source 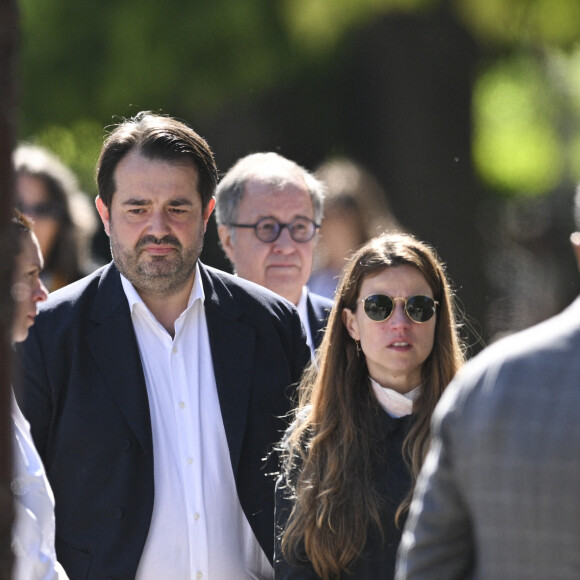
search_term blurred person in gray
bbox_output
[216,152,333,355]
[14,143,99,291]
[395,186,580,579]
[309,158,402,299]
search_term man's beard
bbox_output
[110,229,204,296]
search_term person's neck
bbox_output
[139,283,193,338]
[370,372,421,395]
[286,286,305,307]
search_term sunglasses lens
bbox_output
[363,295,394,321]
[406,296,436,323]
[18,202,61,219]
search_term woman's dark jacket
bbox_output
[274,411,414,580]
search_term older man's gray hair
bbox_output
[215,152,325,230]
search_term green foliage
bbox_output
[18,0,309,190]
[473,49,580,196]
[18,0,312,133]
[473,57,563,195]
[280,0,436,54]
[455,0,580,48]
[33,120,104,196]
[16,0,580,199]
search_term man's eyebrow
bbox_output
[119,197,194,207]
[168,198,194,206]
[121,198,150,206]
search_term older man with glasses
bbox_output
[216,152,333,356]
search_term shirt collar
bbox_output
[296,286,315,355]
[120,262,205,315]
[296,286,309,319]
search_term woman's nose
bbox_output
[34,279,49,303]
[388,303,410,326]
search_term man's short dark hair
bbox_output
[96,111,218,210]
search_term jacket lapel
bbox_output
[307,292,330,350]
[200,264,255,475]
[86,263,153,464]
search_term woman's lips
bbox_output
[389,340,412,351]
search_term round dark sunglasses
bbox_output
[17,201,63,220]
[226,216,320,243]
[360,294,438,324]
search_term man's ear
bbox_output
[202,197,216,232]
[217,224,236,264]
[95,196,111,237]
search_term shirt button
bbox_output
[172,346,178,354]
[187,457,193,465]
[196,572,203,579]
[193,512,200,521]
[179,401,185,409]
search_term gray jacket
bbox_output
[396,297,580,580]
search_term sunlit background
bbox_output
[16,0,580,350]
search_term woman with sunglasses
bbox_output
[274,232,465,580]
[14,143,99,291]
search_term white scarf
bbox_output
[370,377,421,418]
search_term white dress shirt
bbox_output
[296,287,314,357]
[122,264,272,580]
[11,393,68,580]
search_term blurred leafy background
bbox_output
[16,0,580,347]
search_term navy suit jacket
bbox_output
[305,291,333,351]
[15,261,310,580]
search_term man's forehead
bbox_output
[111,152,200,201]
[114,150,199,181]
[240,179,313,216]
[246,163,305,187]
[243,173,309,199]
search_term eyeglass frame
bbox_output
[359,294,439,324]
[226,216,320,243]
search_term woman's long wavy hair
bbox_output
[279,232,465,579]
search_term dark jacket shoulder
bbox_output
[200,263,303,319]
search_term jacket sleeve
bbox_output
[14,325,53,462]
[395,395,475,580]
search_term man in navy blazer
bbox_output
[215,152,333,356]
[15,112,310,580]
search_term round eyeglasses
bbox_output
[227,216,320,243]
[361,294,438,324]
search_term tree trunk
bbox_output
[0,0,19,576]
[344,10,486,352]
